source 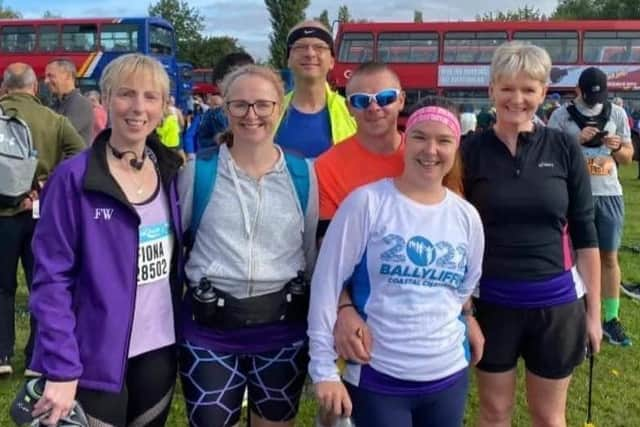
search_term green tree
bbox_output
[42,10,61,18]
[180,36,245,68]
[265,0,310,69]
[316,9,331,30]
[148,0,205,61]
[414,10,423,23]
[552,0,640,19]
[0,1,20,18]
[477,5,544,21]
[337,5,351,23]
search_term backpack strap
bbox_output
[190,147,219,240]
[283,151,309,215]
[567,101,612,130]
[188,148,309,243]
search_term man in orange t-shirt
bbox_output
[315,62,405,233]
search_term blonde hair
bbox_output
[218,65,285,146]
[490,41,551,84]
[99,53,170,107]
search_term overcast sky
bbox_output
[14,0,560,60]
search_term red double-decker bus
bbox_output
[192,68,218,96]
[331,20,640,112]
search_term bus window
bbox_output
[38,25,59,52]
[62,24,97,52]
[100,23,139,52]
[584,31,640,63]
[442,89,490,111]
[1,26,36,52]
[337,33,373,63]
[513,31,578,63]
[378,32,438,63]
[149,25,173,55]
[444,31,507,63]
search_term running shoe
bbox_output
[621,282,640,301]
[603,318,632,346]
[0,356,12,375]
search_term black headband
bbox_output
[286,26,334,59]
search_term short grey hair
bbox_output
[612,96,624,107]
[48,58,77,78]
[2,64,37,90]
[490,41,551,85]
[85,89,101,101]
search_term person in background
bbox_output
[85,90,107,140]
[460,103,477,139]
[198,52,255,148]
[206,93,224,109]
[28,53,183,426]
[548,67,636,341]
[168,95,185,130]
[476,105,495,132]
[0,63,85,378]
[45,58,94,145]
[467,42,601,427]
[275,20,356,158]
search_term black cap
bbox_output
[578,67,608,105]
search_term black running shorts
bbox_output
[474,298,587,379]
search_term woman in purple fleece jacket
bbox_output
[28,54,183,426]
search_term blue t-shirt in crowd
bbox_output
[275,106,332,158]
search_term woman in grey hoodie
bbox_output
[177,64,318,427]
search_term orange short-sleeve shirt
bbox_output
[315,134,405,220]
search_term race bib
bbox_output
[137,222,173,285]
[586,156,614,176]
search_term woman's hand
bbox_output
[315,381,352,418]
[32,379,78,426]
[466,315,485,365]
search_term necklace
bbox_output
[128,163,147,196]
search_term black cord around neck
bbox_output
[107,142,146,170]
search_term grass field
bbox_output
[1,165,639,426]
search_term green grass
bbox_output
[2,165,640,426]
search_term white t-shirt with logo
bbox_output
[308,179,484,384]
[548,101,631,196]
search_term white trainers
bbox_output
[0,357,13,375]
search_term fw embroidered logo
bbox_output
[94,208,114,220]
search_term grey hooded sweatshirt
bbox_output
[178,144,318,298]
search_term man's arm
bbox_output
[59,116,85,158]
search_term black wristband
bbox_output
[337,303,355,313]
[461,306,476,317]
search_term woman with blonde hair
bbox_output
[28,53,183,426]
[178,64,318,427]
[462,41,601,427]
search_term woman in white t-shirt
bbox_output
[308,99,485,427]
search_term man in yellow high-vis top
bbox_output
[275,20,356,158]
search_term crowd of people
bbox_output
[0,17,637,427]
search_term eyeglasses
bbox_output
[347,89,400,110]
[226,100,277,118]
[290,43,331,54]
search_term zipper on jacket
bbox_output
[247,180,263,296]
[119,220,140,389]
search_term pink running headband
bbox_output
[406,106,461,141]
